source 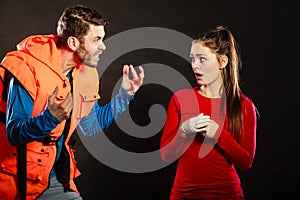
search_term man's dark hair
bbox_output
[56,5,108,47]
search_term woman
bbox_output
[160,25,258,200]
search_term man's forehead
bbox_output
[87,24,105,37]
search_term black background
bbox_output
[0,0,295,200]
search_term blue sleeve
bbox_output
[78,87,134,137]
[6,77,61,146]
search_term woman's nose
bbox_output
[192,63,200,69]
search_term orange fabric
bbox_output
[0,34,99,199]
[73,65,100,123]
[0,67,7,114]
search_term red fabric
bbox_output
[160,87,257,199]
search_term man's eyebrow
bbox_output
[190,53,204,56]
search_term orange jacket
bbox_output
[0,34,100,199]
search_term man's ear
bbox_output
[219,55,228,69]
[67,36,80,51]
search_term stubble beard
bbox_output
[76,44,99,68]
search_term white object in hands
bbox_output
[181,113,211,136]
[202,120,219,139]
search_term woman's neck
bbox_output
[198,84,224,98]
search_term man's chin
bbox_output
[83,61,98,68]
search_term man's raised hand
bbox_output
[121,64,144,95]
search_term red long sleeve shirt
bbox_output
[160,87,257,199]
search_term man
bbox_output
[0,5,144,200]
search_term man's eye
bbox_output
[94,38,102,42]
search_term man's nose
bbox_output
[99,42,106,51]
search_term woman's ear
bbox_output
[219,55,228,69]
[67,36,80,51]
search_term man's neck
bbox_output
[57,47,77,75]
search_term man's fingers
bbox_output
[59,92,73,110]
[129,65,138,79]
[123,64,129,75]
[137,65,144,79]
[48,87,59,103]
[123,64,144,80]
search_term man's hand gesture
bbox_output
[121,64,144,95]
[48,87,73,121]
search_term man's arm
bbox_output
[6,77,60,145]
[78,86,134,137]
[78,64,144,137]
